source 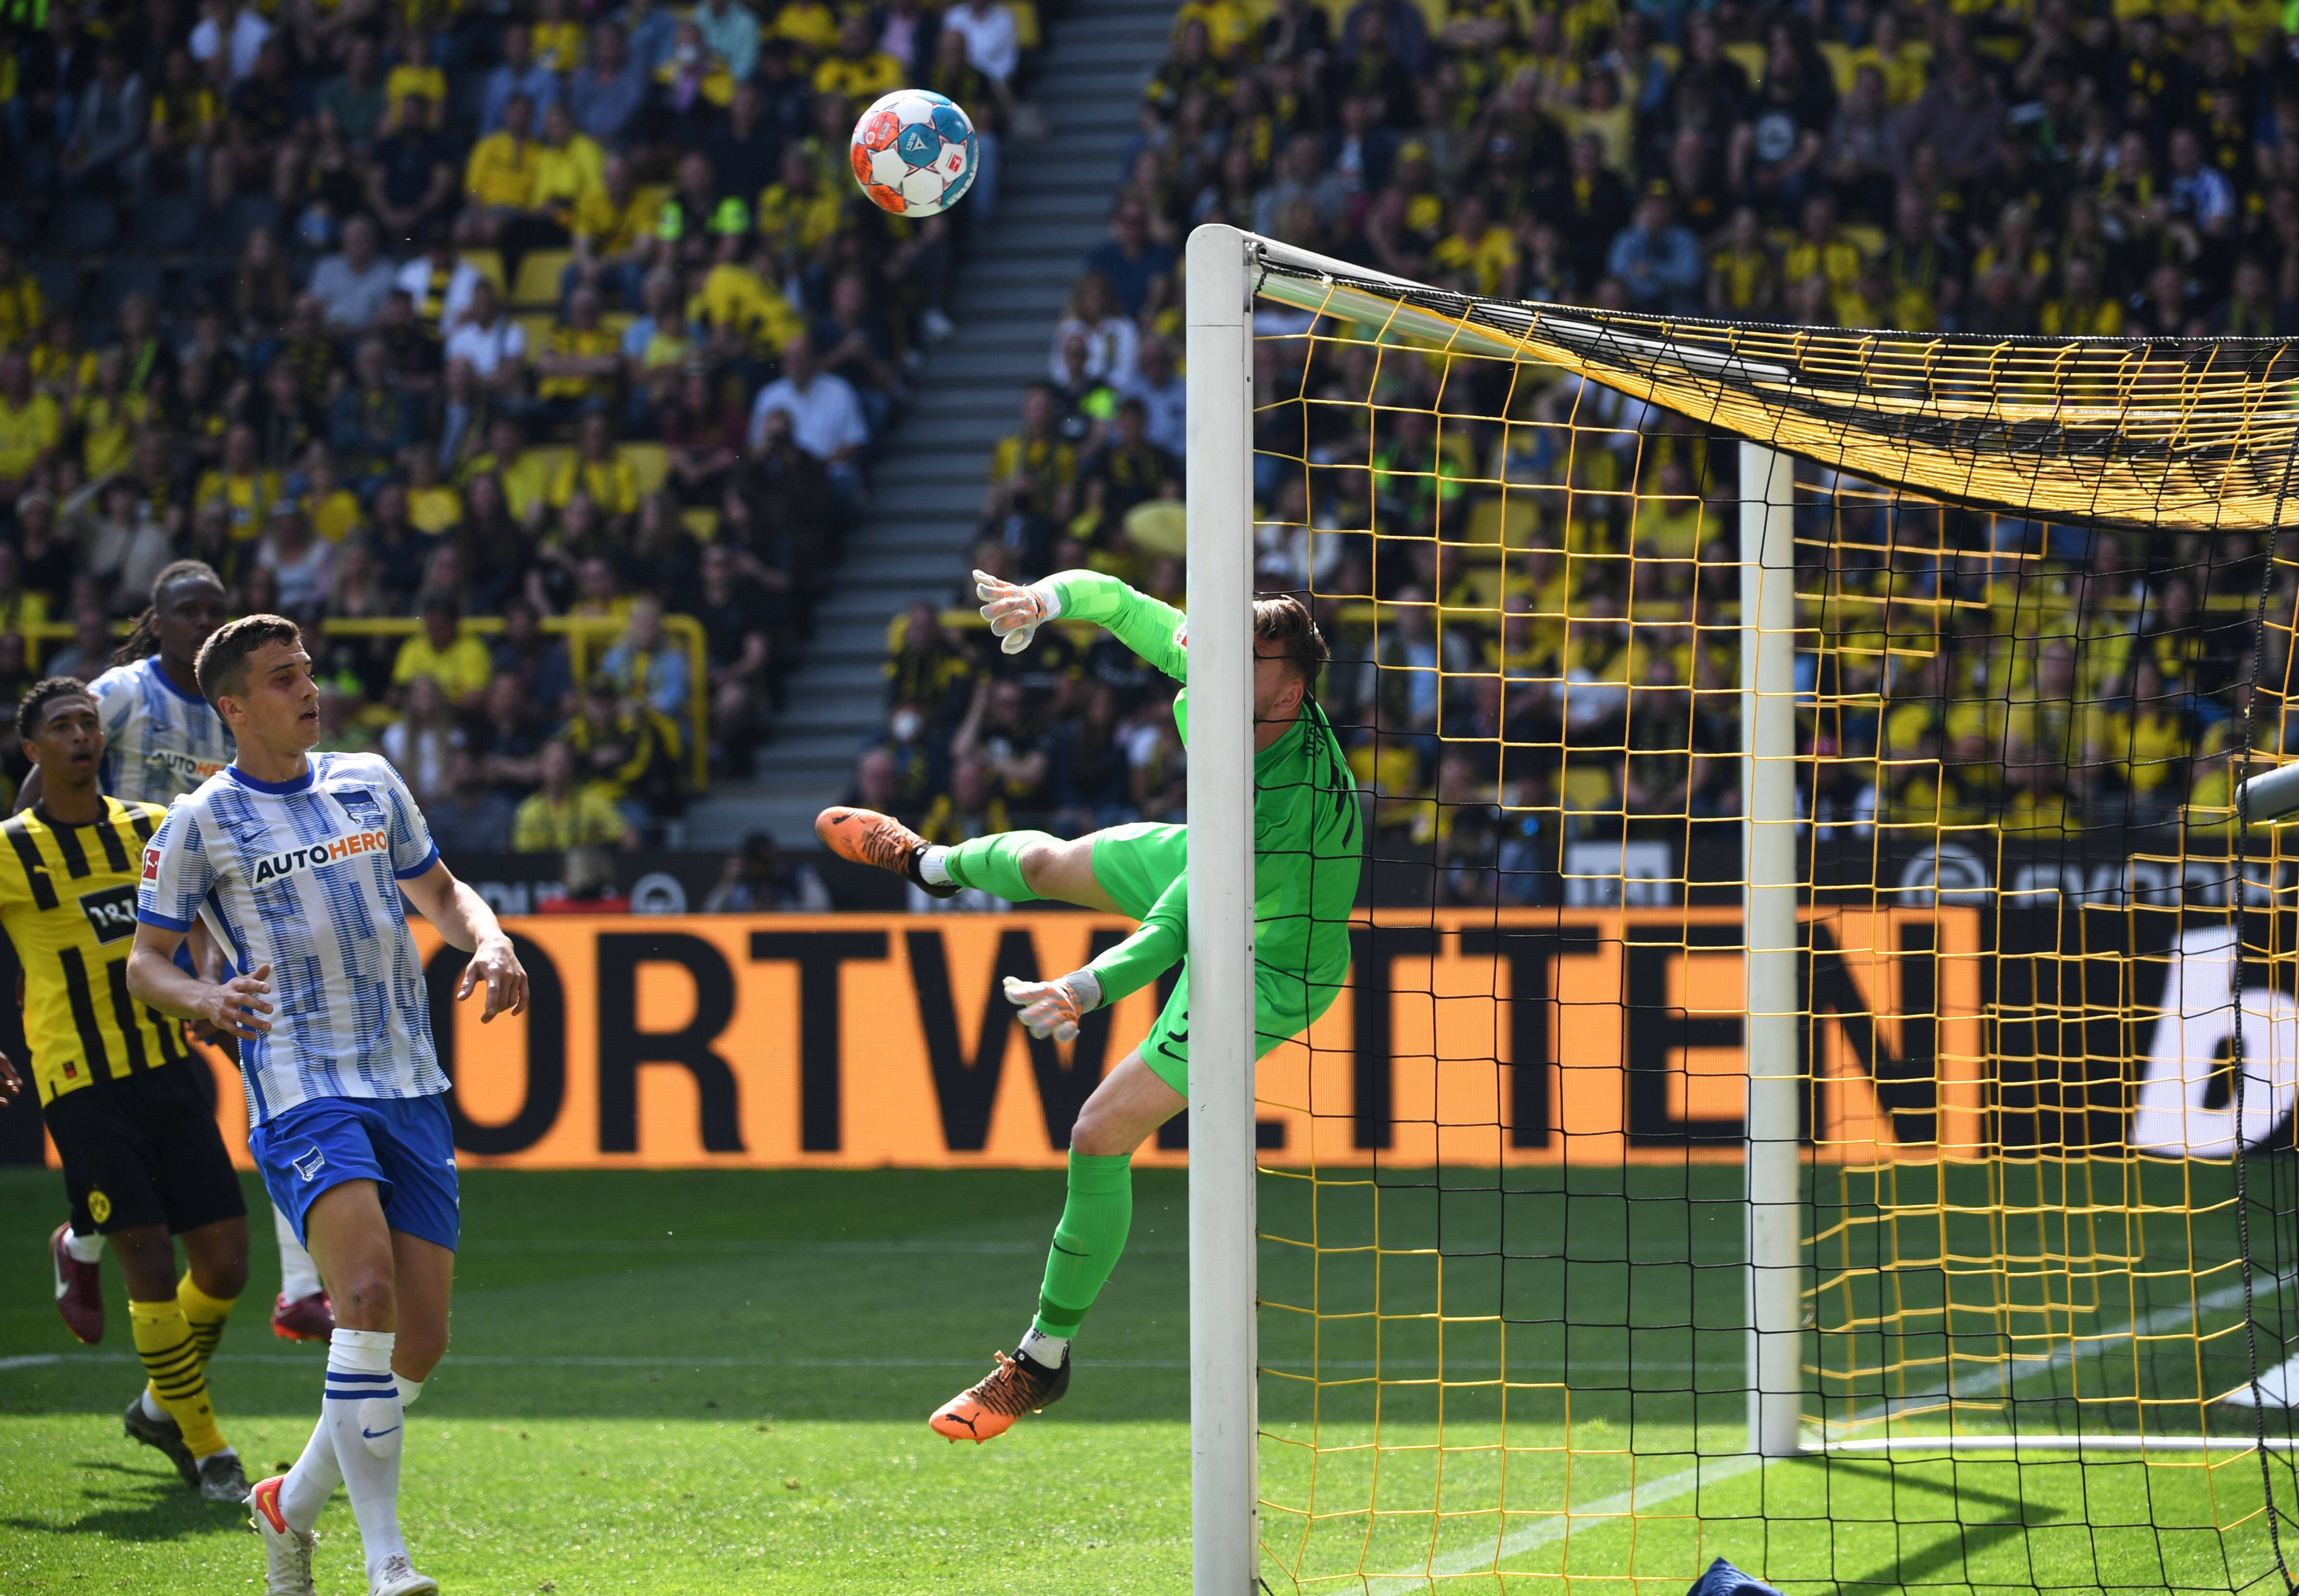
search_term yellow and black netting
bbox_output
[1242,269,2299,1592]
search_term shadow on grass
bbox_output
[2,1456,250,1543]
[1826,1460,2068,1593]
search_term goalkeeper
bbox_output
[817,568,1361,1443]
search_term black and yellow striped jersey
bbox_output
[0,798,192,1105]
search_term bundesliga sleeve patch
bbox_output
[141,847,160,881]
[251,830,392,885]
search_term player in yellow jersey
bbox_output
[0,678,252,1502]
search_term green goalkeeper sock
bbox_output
[939,830,1056,903]
[1033,1150,1133,1337]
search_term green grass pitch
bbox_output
[1,1164,2294,1594]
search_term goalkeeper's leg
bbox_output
[816,806,1161,913]
[929,1050,1184,1444]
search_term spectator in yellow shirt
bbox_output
[531,100,606,227]
[691,237,805,360]
[755,145,843,273]
[548,410,641,522]
[2038,256,2125,336]
[531,0,588,72]
[513,739,639,852]
[192,424,280,542]
[384,30,448,128]
[73,349,145,481]
[772,0,842,58]
[404,447,465,536]
[814,13,906,99]
[302,448,365,542]
[1173,0,1253,58]
[572,153,655,306]
[0,241,45,351]
[1430,194,1519,298]
[0,352,59,501]
[392,593,496,712]
[535,287,625,418]
[465,92,545,235]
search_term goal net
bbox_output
[1176,224,2299,1595]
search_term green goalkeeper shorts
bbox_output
[1087,822,1331,1097]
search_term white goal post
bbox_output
[1182,223,1263,1596]
[1178,223,1817,1590]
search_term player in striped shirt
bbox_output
[0,678,252,1503]
[130,615,528,1596]
[34,561,339,1348]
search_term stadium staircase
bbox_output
[687,0,1175,849]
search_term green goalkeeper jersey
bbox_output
[1045,571,1363,1009]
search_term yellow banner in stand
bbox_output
[63,909,1987,1172]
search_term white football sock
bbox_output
[321,1329,408,1579]
[279,1413,340,1531]
[64,1226,104,1264]
[274,1207,323,1301]
[919,845,953,885]
[141,1387,167,1423]
[280,1362,427,1532]
[1018,1327,1069,1369]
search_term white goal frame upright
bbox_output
[1180,223,1812,1593]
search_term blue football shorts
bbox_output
[249,1093,460,1253]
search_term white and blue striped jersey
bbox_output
[88,657,235,805]
[136,752,445,1125]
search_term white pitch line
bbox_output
[1360,1268,2299,1591]
[1363,1453,1765,1595]
[0,1351,1745,1375]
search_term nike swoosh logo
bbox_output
[361,1426,400,1440]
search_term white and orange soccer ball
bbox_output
[849,89,978,217]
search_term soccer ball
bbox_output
[849,89,978,217]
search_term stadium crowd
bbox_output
[843,0,2299,907]
[0,0,1050,847]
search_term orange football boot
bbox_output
[929,1348,1071,1443]
[815,807,959,897]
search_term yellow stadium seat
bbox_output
[1724,41,1767,85]
[680,506,719,539]
[514,313,554,353]
[601,312,636,341]
[1840,224,1886,257]
[511,249,573,309]
[461,249,506,294]
[622,443,669,496]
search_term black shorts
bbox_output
[43,1063,246,1237]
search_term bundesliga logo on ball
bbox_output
[850,89,978,217]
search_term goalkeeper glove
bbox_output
[974,569,1062,655]
[1002,970,1102,1043]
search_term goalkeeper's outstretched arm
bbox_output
[1004,866,1186,1042]
[975,569,1187,682]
